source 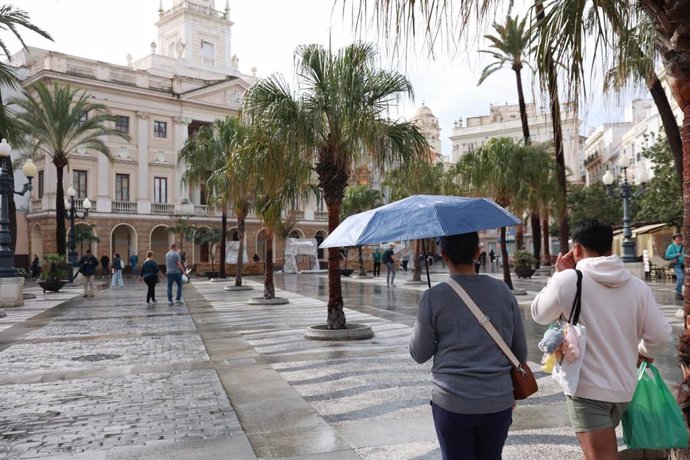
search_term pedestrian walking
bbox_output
[30,254,41,279]
[139,250,161,304]
[410,231,528,460]
[382,243,396,287]
[372,248,382,277]
[665,233,684,300]
[129,252,139,276]
[401,251,409,272]
[78,249,99,297]
[531,220,672,459]
[110,253,125,288]
[489,249,496,267]
[165,243,185,306]
[100,254,110,278]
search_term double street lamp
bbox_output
[64,185,91,282]
[0,139,37,278]
[602,156,637,263]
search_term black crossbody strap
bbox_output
[567,269,583,325]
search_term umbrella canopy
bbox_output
[319,195,520,248]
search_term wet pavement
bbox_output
[0,268,684,459]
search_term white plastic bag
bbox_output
[552,323,586,395]
[181,274,189,283]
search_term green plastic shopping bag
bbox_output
[622,362,688,449]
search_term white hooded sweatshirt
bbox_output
[531,255,672,402]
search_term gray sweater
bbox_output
[410,274,528,414]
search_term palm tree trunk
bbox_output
[541,212,552,266]
[535,1,569,255]
[326,203,345,329]
[219,207,227,278]
[647,72,684,187]
[263,228,275,299]
[514,68,531,145]
[531,212,541,269]
[357,246,366,276]
[235,213,245,287]
[412,239,422,282]
[55,163,67,256]
[515,223,525,250]
[499,226,513,290]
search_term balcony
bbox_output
[112,201,137,214]
[72,198,95,212]
[194,205,209,216]
[151,203,174,215]
[31,199,42,211]
[314,211,328,221]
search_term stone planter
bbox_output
[204,271,220,279]
[514,267,536,279]
[38,280,66,293]
[340,269,354,277]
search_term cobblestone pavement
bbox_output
[0,281,244,459]
[0,272,681,459]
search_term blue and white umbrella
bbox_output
[319,195,521,249]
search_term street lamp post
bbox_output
[602,156,637,263]
[64,185,91,282]
[0,138,37,278]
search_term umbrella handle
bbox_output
[422,240,431,288]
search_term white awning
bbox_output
[632,223,667,236]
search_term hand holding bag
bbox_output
[445,278,538,400]
[552,270,587,395]
[622,362,688,449]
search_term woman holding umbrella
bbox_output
[409,231,528,459]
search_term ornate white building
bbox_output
[449,102,584,183]
[411,103,444,162]
[14,0,328,268]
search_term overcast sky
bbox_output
[9,0,636,155]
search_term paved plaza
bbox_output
[0,268,684,459]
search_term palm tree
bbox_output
[341,185,383,276]
[73,224,99,256]
[196,227,222,274]
[478,14,533,145]
[245,126,311,300]
[243,42,428,329]
[178,117,246,279]
[167,217,195,254]
[603,18,684,186]
[13,82,129,255]
[454,137,536,289]
[0,5,52,251]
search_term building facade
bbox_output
[15,0,329,270]
[583,93,683,186]
[449,102,584,183]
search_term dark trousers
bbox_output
[431,402,512,460]
[373,261,381,276]
[144,277,157,302]
[401,260,408,271]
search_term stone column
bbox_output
[173,117,193,215]
[136,111,151,215]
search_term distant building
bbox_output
[411,103,445,163]
[14,0,329,267]
[449,102,583,183]
[584,90,683,186]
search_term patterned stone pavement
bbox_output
[0,271,682,459]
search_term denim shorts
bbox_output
[566,395,629,432]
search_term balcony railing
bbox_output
[194,205,209,216]
[151,202,174,215]
[112,201,137,214]
[30,199,42,211]
[314,211,328,221]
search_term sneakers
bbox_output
[175,300,184,305]
[82,295,88,298]
[676,293,684,300]
[168,302,174,306]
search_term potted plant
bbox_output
[513,250,536,279]
[198,227,222,279]
[340,247,354,277]
[38,253,69,292]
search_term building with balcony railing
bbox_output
[17,0,330,269]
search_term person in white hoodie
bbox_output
[531,219,671,460]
